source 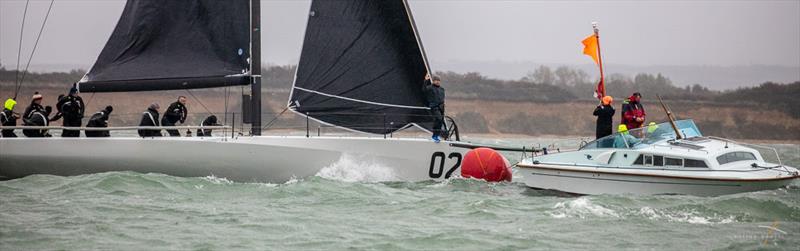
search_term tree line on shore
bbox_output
[2,64,797,119]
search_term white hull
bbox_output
[0,136,472,183]
[518,164,798,196]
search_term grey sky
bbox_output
[1,0,799,72]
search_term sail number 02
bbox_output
[428,152,462,179]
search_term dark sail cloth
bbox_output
[1,109,18,137]
[289,0,435,135]
[593,104,615,139]
[57,95,85,137]
[22,107,51,137]
[86,108,112,137]
[196,115,218,137]
[423,79,446,138]
[78,0,251,93]
[138,108,162,137]
[161,101,187,137]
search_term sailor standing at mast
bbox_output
[161,96,188,137]
[423,73,445,143]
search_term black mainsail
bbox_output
[289,0,434,134]
[78,0,252,92]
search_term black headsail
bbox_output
[289,0,434,134]
[78,0,251,92]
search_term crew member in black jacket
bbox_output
[1,98,20,137]
[56,86,85,137]
[22,93,52,138]
[196,115,219,137]
[593,96,615,139]
[138,103,162,137]
[86,106,113,137]
[423,74,446,143]
[161,96,188,137]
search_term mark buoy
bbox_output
[461,147,512,182]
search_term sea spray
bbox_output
[315,153,398,182]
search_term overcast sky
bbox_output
[1,0,799,71]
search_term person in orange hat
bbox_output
[593,95,615,139]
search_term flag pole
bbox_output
[592,22,605,98]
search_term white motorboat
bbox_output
[1,0,516,182]
[516,119,799,196]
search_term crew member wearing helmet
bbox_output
[613,124,640,148]
[86,106,114,137]
[56,85,85,137]
[593,96,615,139]
[621,92,646,130]
[1,98,20,137]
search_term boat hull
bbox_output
[0,136,472,183]
[517,164,799,196]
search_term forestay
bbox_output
[78,0,251,92]
[289,0,434,134]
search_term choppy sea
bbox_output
[1,138,798,250]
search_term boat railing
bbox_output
[0,125,230,131]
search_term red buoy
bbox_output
[461,147,512,182]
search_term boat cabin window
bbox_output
[716,152,757,165]
[684,159,708,168]
[633,155,665,167]
[634,155,644,165]
[665,157,683,167]
[653,155,664,166]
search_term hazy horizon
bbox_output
[1,0,799,89]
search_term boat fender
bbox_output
[461,148,512,182]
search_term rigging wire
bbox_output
[184,89,215,117]
[17,0,57,97]
[13,0,31,99]
[262,106,289,130]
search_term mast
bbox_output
[250,0,262,135]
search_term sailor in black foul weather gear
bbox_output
[139,103,162,137]
[1,98,20,137]
[196,115,219,137]
[423,74,446,143]
[593,96,616,139]
[86,106,113,137]
[161,96,188,137]
[49,94,65,122]
[56,86,85,137]
[22,93,52,137]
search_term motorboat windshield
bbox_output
[581,119,702,150]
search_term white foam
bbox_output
[549,197,619,218]
[315,153,398,183]
[202,175,233,185]
[637,206,736,224]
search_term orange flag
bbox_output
[582,35,600,65]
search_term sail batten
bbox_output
[289,0,434,134]
[80,0,251,92]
